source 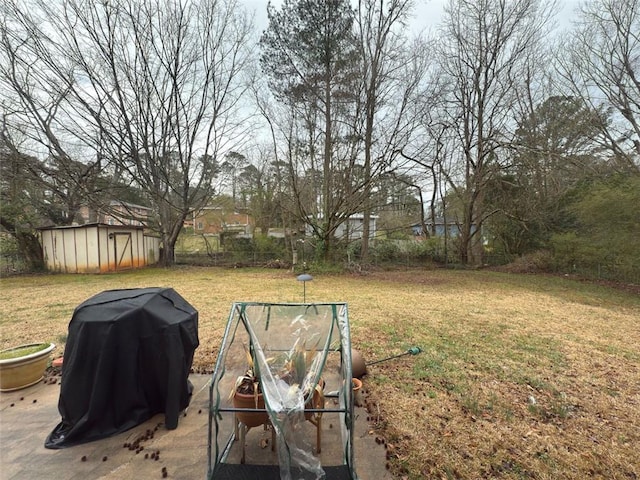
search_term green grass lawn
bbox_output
[1,266,638,479]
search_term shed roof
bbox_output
[38,222,145,231]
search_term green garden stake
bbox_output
[366,346,422,366]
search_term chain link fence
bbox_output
[176,239,639,286]
[0,253,29,276]
[4,233,638,286]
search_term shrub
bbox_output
[370,239,401,262]
[502,251,554,274]
[252,235,287,259]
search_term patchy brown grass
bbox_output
[1,266,639,479]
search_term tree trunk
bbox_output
[160,241,175,267]
[157,209,189,267]
[360,100,374,262]
[322,74,333,262]
[458,210,472,265]
[0,218,44,271]
[17,230,44,271]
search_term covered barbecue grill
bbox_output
[45,287,199,449]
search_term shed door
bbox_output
[113,233,133,270]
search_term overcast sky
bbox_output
[243,0,585,35]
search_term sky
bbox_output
[242,0,585,35]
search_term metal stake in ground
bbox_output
[296,273,313,302]
[366,347,422,366]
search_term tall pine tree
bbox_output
[260,0,359,261]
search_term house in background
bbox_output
[190,207,253,238]
[305,214,378,241]
[77,201,152,227]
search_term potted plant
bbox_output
[231,343,325,424]
[232,361,269,428]
[276,342,324,419]
[0,342,55,392]
[231,342,327,456]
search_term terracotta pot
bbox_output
[234,379,325,425]
[351,349,367,378]
[233,391,269,428]
[0,343,55,392]
[352,377,362,392]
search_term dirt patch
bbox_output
[365,268,451,287]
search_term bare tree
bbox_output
[249,80,303,256]
[1,0,253,265]
[557,0,640,171]
[0,2,109,229]
[433,0,555,265]
[354,0,420,262]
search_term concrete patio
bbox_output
[0,373,393,480]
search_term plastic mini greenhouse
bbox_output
[207,302,358,480]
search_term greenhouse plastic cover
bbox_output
[45,287,199,449]
[208,302,356,480]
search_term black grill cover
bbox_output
[45,287,199,449]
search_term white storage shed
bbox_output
[40,223,160,274]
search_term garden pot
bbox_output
[351,349,367,378]
[352,377,362,392]
[233,391,269,428]
[0,343,55,392]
